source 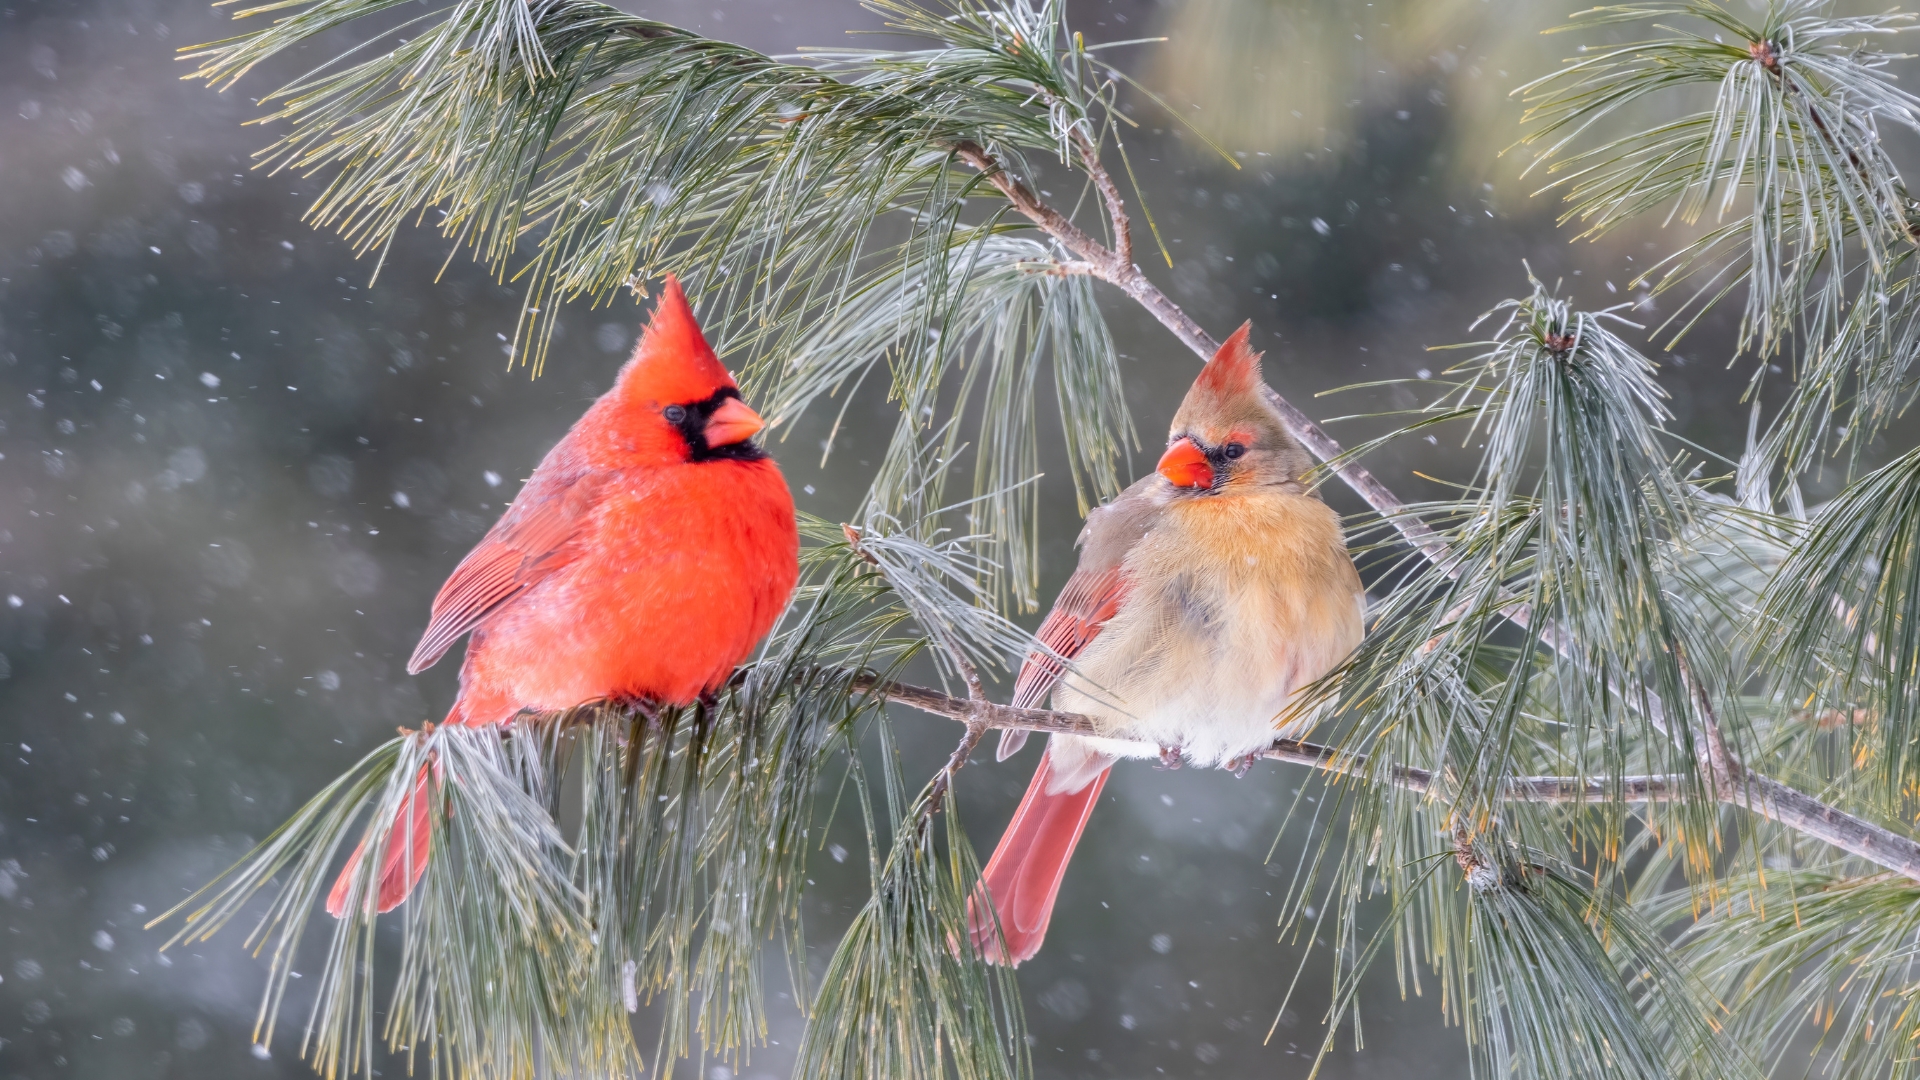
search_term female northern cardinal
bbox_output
[968,324,1364,965]
[327,276,799,916]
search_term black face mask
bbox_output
[665,387,768,462]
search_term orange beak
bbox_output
[1157,437,1213,489]
[704,396,765,448]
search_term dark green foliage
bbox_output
[1762,447,1920,796]
[1311,276,1719,857]
[1462,855,1739,1080]
[1278,278,1747,1079]
[796,746,1025,1080]
[1519,1,1920,475]
[1663,870,1920,1080]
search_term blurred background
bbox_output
[0,0,1771,1077]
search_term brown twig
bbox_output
[1451,816,1507,892]
[1065,122,1132,268]
[863,674,1685,803]
[1674,648,1741,804]
[923,718,988,820]
[859,673,1920,879]
[919,636,989,819]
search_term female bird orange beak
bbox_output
[1157,437,1213,489]
[705,396,766,447]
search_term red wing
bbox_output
[405,469,605,674]
[1010,568,1128,710]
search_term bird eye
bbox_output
[663,405,688,424]
[1223,442,1247,460]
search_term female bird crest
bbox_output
[1191,320,1265,400]
[1159,322,1313,494]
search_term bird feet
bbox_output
[601,699,661,731]
[1225,753,1257,778]
[1156,745,1184,770]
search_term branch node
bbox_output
[1452,816,1505,893]
[840,523,880,566]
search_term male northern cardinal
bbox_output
[968,324,1364,965]
[326,276,799,916]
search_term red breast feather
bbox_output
[450,457,798,722]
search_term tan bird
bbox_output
[968,324,1365,966]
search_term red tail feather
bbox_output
[326,764,434,917]
[968,748,1111,966]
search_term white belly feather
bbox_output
[1044,489,1364,791]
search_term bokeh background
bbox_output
[0,0,1772,1077]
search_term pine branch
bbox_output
[922,721,988,820]
[1656,867,1920,1078]
[925,616,989,819]
[858,675,1920,880]
[1064,122,1130,268]
[868,669,1676,800]
[848,520,992,818]
[1514,2,1920,476]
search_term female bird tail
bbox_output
[326,763,434,917]
[967,746,1111,965]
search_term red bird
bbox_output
[327,276,799,916]
[968,325,1364,965]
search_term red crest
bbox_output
[1193,321,1263,399]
